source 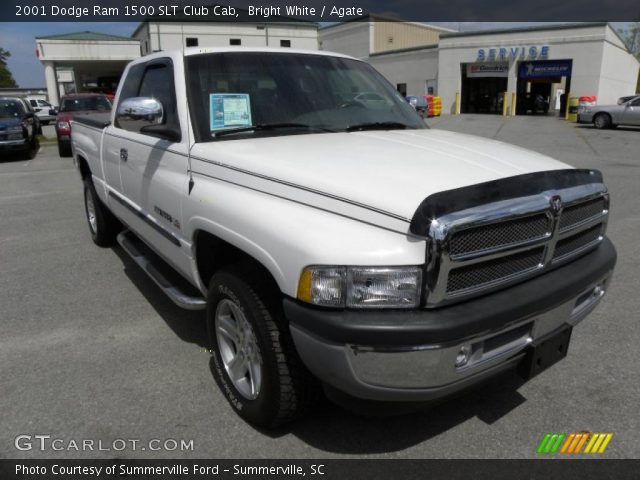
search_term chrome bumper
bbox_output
[0,139,27,147]
[290,271,612,402]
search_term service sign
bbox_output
[477,46,550,62]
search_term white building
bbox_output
[36,14,318,107]
[321,21,640,115]
[133,18,318,54]
[36,21,638,116]
[35,31,141,107]
[319,17,452,63]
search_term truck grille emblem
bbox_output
[550,195,563,214]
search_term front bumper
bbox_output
[286,238,616,402]
[0,138,29,151]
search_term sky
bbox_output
[0,22,631,88]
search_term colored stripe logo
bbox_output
[537,432,613,454]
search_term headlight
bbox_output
[578,107,592,114]
[297,266,422,309]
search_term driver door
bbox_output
[622,97,640,126]
[109,58,193,278]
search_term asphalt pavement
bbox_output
[0,115,638,459]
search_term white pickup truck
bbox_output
[72,48,617,427]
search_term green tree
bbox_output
[0,48,18,88]
[621,22,640,60]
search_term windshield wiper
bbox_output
[213,123,334,138]
[345,121,412,132]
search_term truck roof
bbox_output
[153,46,356,61]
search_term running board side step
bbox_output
[117,230,207,310]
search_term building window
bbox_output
[280,40,291,48]
[186,37,198,47]
[396,83,407,97]
[230,39,241,46]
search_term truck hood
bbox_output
[191,129,571,224]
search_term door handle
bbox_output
[120,148,128,162]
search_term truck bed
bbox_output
[72,113,111,129]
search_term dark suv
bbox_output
[0,97,40,159]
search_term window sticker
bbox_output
[209,93,252,130]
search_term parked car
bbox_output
[55,93,112,157]
[71,48,616,428]
[405,95,428,117]
[578,95,640,129]
[0,96,40,159]
[25,96,57,125]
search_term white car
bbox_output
[25,96,56,125]
[70,48,617,428]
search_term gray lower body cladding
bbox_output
[285,238,616,401]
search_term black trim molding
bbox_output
[410,169,603,236]
[108,191,181,246]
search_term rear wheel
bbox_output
[207,267,319,428]
[58,141,72,157]
[83,179,121,246]
[594,113,612,129]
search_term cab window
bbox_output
[115,60,179,137]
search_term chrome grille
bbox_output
[449,214,550,257]
[560,197,607,231]
[447,247,544,294]
[425,186,609,308]
[553,224,603,260]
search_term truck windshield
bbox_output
[185,52,426,141]
[0,99,25,118]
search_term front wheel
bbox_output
[594,113,612,129]
[22,136,38,160]
[207,267,319,428]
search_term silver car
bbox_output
[578,95,640,129]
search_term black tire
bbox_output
[22,136,38,160]
[83,178,121,247]
[593,113,612,129]
[207,266,319,428]
[58,141,72,157]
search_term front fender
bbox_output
[184,176,426,297]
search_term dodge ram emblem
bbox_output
[550,195,563,214]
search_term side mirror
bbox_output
[116,96,164,128]
[115,97,181,142]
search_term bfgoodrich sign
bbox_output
[477,46,550,62]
